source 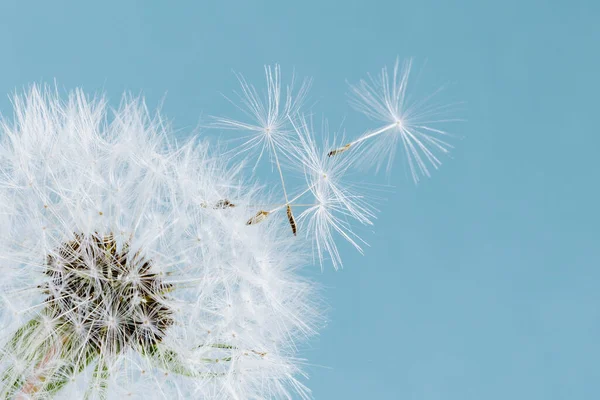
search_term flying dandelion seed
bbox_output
[0,86,320,399]
[340,57,461,183]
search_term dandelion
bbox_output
[0,58,461,398]
[0,86,320,399]
[337,57,460,183]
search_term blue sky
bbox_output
[0,1,599,398]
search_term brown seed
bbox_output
[246,210,270,225]
[286,205,297,236]
[327,143,351,157]
[214,199,235,209]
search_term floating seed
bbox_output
[43,232,174,355]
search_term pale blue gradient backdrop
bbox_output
[1,1,599,399]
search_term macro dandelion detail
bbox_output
[0,86,320,399]
[4,233,175,398]
[334,57,461,183]
[0,57,459,398]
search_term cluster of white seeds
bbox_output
[0,58,457,399]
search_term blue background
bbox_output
[1,1,599,398]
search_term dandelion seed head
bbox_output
[0,85,321,399]
[0,57,461,398]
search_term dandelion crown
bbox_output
[0,58,459,399]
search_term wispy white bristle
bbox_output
[347,57,460,183]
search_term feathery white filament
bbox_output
[347,57,458,183]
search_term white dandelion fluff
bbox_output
[288,115,376,270]
[211,64,311,168]
[0,58,462,399]
[0,85,320,399]
[337,57,460,183]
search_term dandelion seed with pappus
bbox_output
[330,57,462,183]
